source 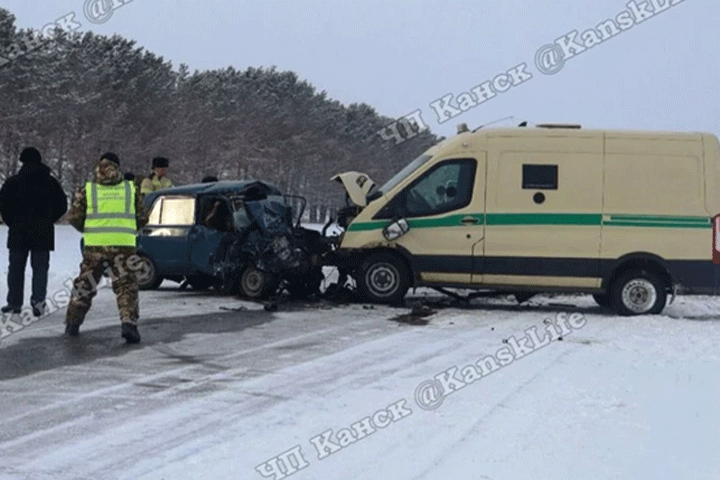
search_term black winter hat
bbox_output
[100,152,120,166]
[152,157,169,169]
[19,147,42,164]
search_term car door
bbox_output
[138,195,196,276]
[188,196,235,276]
[375,156,485,285]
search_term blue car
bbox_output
[136,180,327,299]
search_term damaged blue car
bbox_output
[136,180,328,299]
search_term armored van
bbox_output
[332,124,720,315]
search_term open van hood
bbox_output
[331,171,375,207]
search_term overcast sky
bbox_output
[3,0,719,139]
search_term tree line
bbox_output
[0,8,438,222]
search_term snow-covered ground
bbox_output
[0,225,719,480]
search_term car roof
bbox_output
[143,180,283,205]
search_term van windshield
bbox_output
[367,153,432,201]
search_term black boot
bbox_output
[32,302,45,317]
[65,322,80,337]
[1,305,21,314]
[121,323,141,344]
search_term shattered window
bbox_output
[231,197,251,229]
[234,208,251,229]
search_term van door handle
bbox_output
[461,216,479,225]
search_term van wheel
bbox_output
[592,293,610,307]
[610,270,667,316]
[136,254,163,290]
[358,252,410,305]
[238,266,277,299]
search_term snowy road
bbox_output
[0,227,720,479]
[1,289,720,480]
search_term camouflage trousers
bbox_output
[66,246,140,326]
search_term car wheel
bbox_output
[610,270,667,316]
[592,293,610,307]
[358,252,410,305]
[136,254,163,290]
[238,266,277,299]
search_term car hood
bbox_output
[331,171,375,207]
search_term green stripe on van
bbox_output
[408,214,484,228]
[605,214,709,228]
[487,213,601,226]
[608,214,709,223]
[347,220,389,231]
[346,214,484,231]
[605,220,709,228]
[347,213,711,231]
[605,222,708,229]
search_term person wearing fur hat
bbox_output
[64,152,149,344]
[140,156,174,194]
[0,147,68,317]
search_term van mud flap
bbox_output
[669,283,677,305]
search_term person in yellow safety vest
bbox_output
[64,152,149,344]
[140,156,174,194]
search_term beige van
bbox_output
[331,123,720,315]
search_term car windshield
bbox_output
[367,153,433,201]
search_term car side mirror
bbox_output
[382,218,409,241]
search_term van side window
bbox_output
[522,164,558,190]
[376,159,476,219]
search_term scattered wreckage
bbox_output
[134,172,479,306]
[138,124,719,316]
[133,154,553,307]
[136,180,330,299]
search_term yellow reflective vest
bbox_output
[84,181,137,247]
[140,175,173,194]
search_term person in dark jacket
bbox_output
[0,147,68,316]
